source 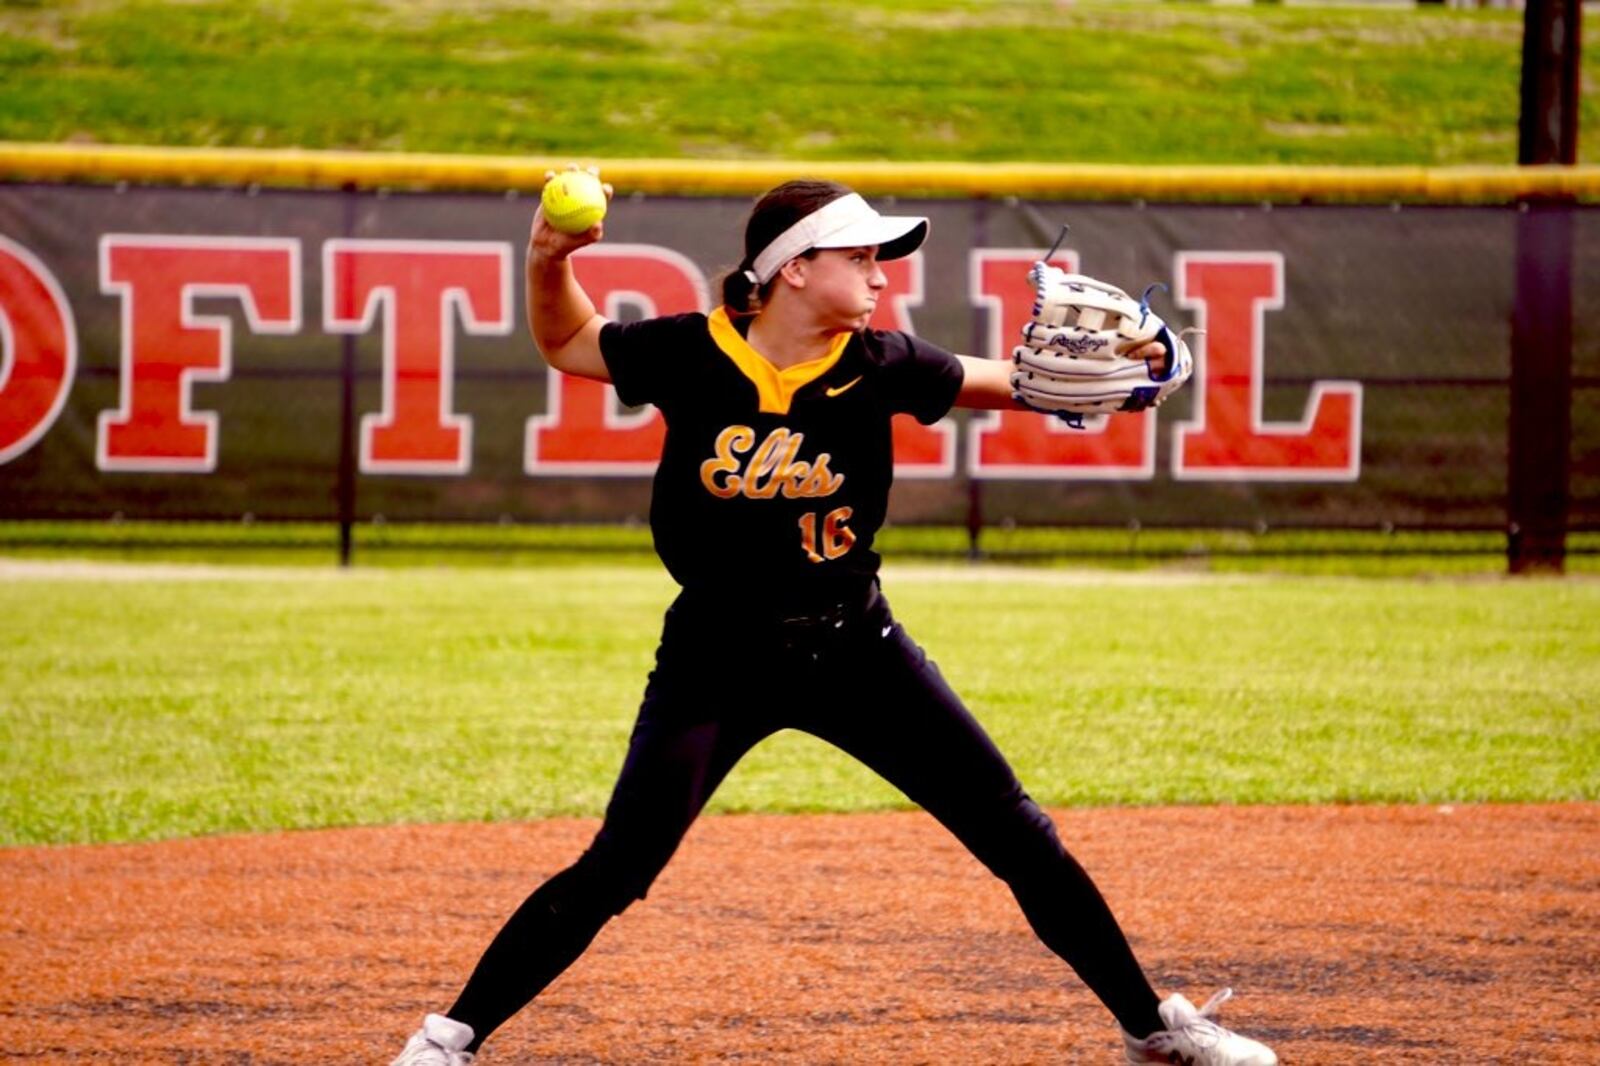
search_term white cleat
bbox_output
[390,1013,476,1066]
[1122,988,1277,1066]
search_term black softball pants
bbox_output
[447,585,1163,1050]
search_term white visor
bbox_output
[748,193,929,285]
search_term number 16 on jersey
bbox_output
[798,507,855,563]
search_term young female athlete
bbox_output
[391,173,1278,1066]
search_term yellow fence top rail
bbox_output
[2,143,1597,204]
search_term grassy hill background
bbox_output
[2,0,1595,165]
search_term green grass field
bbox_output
[3,562,1595,846]
[2,1,1596,852]
[4,0,1596,165]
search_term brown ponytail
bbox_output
[719,266,761,315]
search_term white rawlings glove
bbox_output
[1010,263,1194,429]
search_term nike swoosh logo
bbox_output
[825,376,863,398]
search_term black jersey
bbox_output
[599,308,963,612]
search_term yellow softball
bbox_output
[541,170,608,235]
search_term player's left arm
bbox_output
[952,343,1168,410]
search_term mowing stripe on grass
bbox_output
[2,564,1595,845]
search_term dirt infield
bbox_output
[2,805,1595,1064]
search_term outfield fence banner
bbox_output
[0,182,1595,537]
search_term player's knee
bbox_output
[556,842,664,918]
[964,788,1069,888]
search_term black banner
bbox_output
[1,183,1594,531]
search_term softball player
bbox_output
[391,176,1277,1066]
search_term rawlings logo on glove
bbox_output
[1010,262,1195,429]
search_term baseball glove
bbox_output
[1010,263,1194,429]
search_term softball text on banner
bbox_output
[1,236,1358,479]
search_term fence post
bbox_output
[1507,0,1580,574]
[1518,0,1580,168]
[336,183,358,567]
[965,197,989,561]
[1507,203,1573,574]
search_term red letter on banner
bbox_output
[0,237,77,466]
[968,250,1156,479]
[1172,253,1361,480]
[524,246,699,475]
[98,236,300,473]
[325,240,512,475]
[866,254,956,478]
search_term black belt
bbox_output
[677,579,880,632]
[773,585,880,661]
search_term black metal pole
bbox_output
[1507,203,1573,574]
[1518,0,1580,168]
[965,198,989,562]
[1507,0,1580,574]
[336,184,358,567]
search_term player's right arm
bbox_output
[525,181,612,383]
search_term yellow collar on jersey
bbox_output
[708,306,851,416]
